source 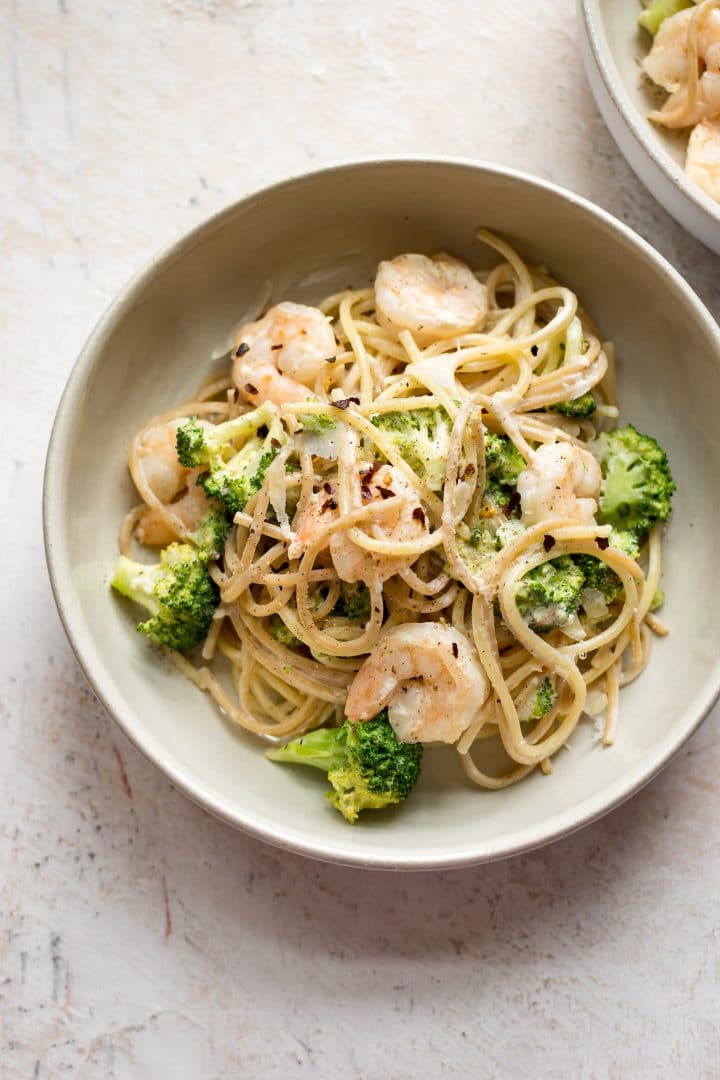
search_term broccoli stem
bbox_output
[111,556,161,617]
[266,726,348,773]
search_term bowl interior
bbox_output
[46,161,720,868]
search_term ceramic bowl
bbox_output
[44,159,720,869]
[579,0,720,254]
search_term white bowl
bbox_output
[579,0,720,254]
[44,159,720,869]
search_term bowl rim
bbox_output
[579,0,720,230]
[43,156,720,870]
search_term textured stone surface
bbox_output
[2,1,719,1076]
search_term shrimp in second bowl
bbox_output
[133,418,213,546]
[686,118,720,201]
[374,252,488,347]
[233,302,337,406]
[516,441,601,527]
[644,3,720,127]
[642,5,720,92]
[345,623,490,744]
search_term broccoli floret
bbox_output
[549,393,597,420]
[524,677,556,723]
[176,403,286,517]
[591,425,675,539]
[516,556,585,631]
[371,407,452,491]
[332,582,372,622]
[574,529,640,604]
[176,404,278,468]
[484,433,525,509]
[188,508,229,563]
[266,710,422,824]
[200,447,278,515]
[270,615,300,647]
[111,543,217,650]
[175,417,207,468]
[639,0,693,36]
[298,412,336,433]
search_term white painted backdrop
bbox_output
[2,1,719,1076]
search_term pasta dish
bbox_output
[111,229,675,824]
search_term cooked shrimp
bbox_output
[289,465,429,582]
[134,418,212,546]
[643,5,720,92]
[516,442,601,526]
[233,302,337,406]
[652,70,720,126]
[686,117,720,200]
[374,253,488,346]
[644,3,720,127]
[344,623,490,744]
[331,465,429,583]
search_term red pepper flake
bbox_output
[244,383,258,396]
[322,481,333,494]
[270,438,281,449]
[236,342,250,356]
[412,506,426,526]
[323,355,337,364]
[451,642,459,659]
[331,396,360,411]
[596,536,610,550]
[543,534,556,552]
[321,498,337,512]
[463,463,476,478]
[271,343,283,351]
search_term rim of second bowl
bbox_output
[579,0,720,242]
[43,157,720,870]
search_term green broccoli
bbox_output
[298,412,336,433]
[574,529,640,604]
[266,710,422,823]
[651,586,665,611]
[270,615,301,647]
[591,425,675,539]
[332,582,372,622]
[200,448,278,515]
[639,0,693,36]
[188,508,229,563]
[484,433,526,509]
[371,407,452,491]
[111,543,217,650]
[176,404,277,467]
[516,556,586,631]
[523,677,556,723]
[176,403,286,517]
[549,392,597,420]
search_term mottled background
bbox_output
[2,1,719,1076]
